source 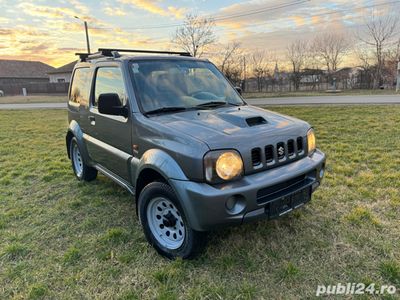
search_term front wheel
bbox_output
[138,182,206,259]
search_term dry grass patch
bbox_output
[0,94,67,104]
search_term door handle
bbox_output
[88,116,95,125]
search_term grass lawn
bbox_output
[0,106,399,299]
[0,95,67,104]
[243,89,399,99]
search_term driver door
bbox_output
[85,65,132,181]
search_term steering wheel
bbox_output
[190,91,219,100]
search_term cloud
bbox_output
[69,0,90,15]
[167,6,186,19]
[292,16,306,27]
[20,43,49,52]
[103,7,127,16]
[17,2,77,19]
[119,0,187,19]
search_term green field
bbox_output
[0,106,399,299]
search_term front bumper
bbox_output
[170,149,326,231]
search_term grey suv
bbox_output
[66,48,326,259]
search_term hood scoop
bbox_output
[213,111,268,129]
[246,116,267,127]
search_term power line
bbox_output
[213,0,400,34]
[92,0,308,31]
[91,0,400,36]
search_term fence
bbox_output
[0,82,69,96]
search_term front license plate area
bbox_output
[266,187,311,219]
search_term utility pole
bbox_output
[243,56,246,92]
[74,16,91,54]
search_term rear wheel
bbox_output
[138,182,206,259]
[70,137,97,181]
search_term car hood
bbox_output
[151,105,310,150]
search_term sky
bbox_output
[0,0,399,68]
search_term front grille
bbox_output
[265,145,274,162]
[297,137,304,152]
[257,174,307,204]
[250,136,305,171]
[251,148,261,166]
[287,139,294,156]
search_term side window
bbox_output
[69,68,91,105]
[94,67,126,107]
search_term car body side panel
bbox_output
[130,113,210,182]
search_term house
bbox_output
[0,59,55,86]
[48,61,76,83]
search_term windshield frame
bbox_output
[128,58,247,116]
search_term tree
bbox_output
[172,14,216,57]
[250,50,268,92]
[356,48,374,88]
[313,33,351,73]
[220,42,241,73]
[287,40,308,91]
[357,12,399,88]
[218,42,242,86]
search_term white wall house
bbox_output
[48,61,76,83]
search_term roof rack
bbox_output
[75,48,192,62]
[75,51,114,62]
[98,48,191,57]
[75,53,90,61]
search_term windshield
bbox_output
[130,59,244,113]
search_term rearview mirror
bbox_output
[235,86,242,95]
[98,93,128,117]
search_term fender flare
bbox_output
[134,149,189,183]
[133,149,195,222]
[66,120,92,165]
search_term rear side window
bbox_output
[94,67,126,106]
[69,68,92,105]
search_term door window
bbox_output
[94,67,126,107]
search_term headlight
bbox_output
[307,128,316,155]
[204,150,243,183]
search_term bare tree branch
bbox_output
[250,50,268,92]
[220,42,241,73]
[172,14,216,57]
[356,11,399,87]
[313,32,351,72]
[287,40,308,90]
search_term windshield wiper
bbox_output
[144,106,187,116]
[195,101,227,108]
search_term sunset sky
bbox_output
[0,0,399,68]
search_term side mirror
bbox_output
[235,86,242,95]
[98,93,128,117]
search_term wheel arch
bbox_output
[66,120,91,165]
[134,149,189,212]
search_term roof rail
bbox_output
[98,48,192,57]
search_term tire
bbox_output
[70,137,97,182]
[138,182,207,259]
